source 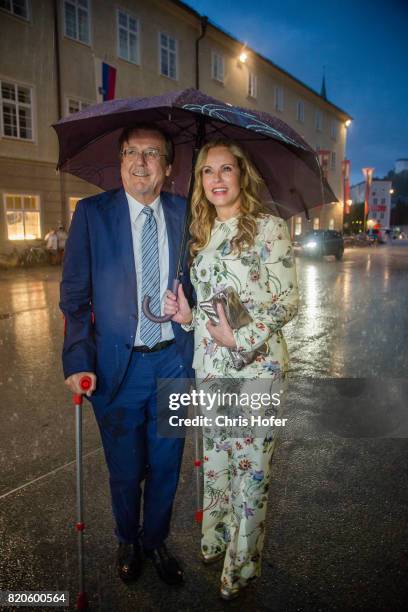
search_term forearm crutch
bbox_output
[73,376,92,610]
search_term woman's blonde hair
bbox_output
[189,139,264,258]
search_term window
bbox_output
[315,110,323,131]
[0,0,29,19]
[1,80,33,140]
[67,98,90,115]
[330,119,337,140]
[381,198,386,204]
[328,219,335,230]
[69,196,81,221]
[64,0,90,45]
[294,216,302,236]
[160,32,177,79]
[331,151,336,171]
[313,218,320,230]
[274,86,284,112]
[211,51,224,83]
[4,194,40,240]
[117,9,139,64]
[296,100,304,123]
[248,72,257,98]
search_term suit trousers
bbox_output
[94,342,188,549]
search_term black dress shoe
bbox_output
[117,543,143,584]
[144,544,184,585]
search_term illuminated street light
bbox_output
[389,189,395,194]
[347,199,353,207]
[345,119,352,127]
[239,51,248,63]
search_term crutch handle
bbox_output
[73,376,93,406]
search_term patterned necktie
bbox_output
[140,206,161,348]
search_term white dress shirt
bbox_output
[125,192,174,346]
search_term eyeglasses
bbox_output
[121,147,167,163]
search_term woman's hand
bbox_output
[164,284,193,325]
[206,303,237,348]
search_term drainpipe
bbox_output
[53,0,67,227]
[195,16,208,90]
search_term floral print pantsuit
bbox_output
[183,213,298,589]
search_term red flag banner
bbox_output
[342,159,351,214]
[362,167,374,220]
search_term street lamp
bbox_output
[238,51,248,63]
[345,119,352,127]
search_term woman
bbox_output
[164,139,298,599]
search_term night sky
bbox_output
[185,0,408,185]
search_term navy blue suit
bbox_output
[60,187,193,548]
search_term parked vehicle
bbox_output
[300,230,344,260]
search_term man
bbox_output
[60,125,193,586]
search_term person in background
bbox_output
[45,228,58,265]
[56,225,68,264]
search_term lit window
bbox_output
[330,119,337,140]
[0,0,29,19]
[160,32,177,79]
[69,196,81,221]
[315,110,323,131]
[248,72,257,98]
[211,51,224,83]
[67,98,90,115]
[117,9,139,64]
[274,86,284,112]
[1,79,33,140]
[297,100,304,123]
[4,193,41,240]
[328,219,335,230]
[294,216,302,236]
[313,218,320,230]
[64,0,90,45]
[331,152,336,171]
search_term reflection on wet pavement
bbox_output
[285,244,408,378]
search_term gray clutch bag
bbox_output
[200,287,268,371]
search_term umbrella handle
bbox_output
[142,278,180,323]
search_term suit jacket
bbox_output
[60,188,194,403]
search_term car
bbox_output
[300,230,344,260]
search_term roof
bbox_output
[170,0,352,120]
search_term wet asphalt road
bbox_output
[0,244,407,612]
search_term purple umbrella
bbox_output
[53,88,337,320]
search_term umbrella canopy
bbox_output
[53,88,337,219]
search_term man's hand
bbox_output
[206,303,237,348]
[164,284,193,325]
[65,372,97,397]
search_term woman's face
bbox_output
[201,146,242,219]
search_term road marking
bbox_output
[0,447,103,500]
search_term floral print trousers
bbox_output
[201,428,277,590]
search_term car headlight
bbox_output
[304,241,317,249]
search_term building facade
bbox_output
[350,180,392,230]
[0,0,351,251]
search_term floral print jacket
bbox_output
[183,213,299,379]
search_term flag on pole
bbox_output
[342,159,351,214]
[362,167,374,221]
[94,58,117,103]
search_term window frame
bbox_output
[248,71,257,99]
[211,50,225,83]
[315,109,323,132]
[330,151,336,171]
[296,99,305,123]
[3,192,41,241]
[274,85,284,112]
[116,7,140,65]
[330,119,337,141]
[159,31,178,80]
[0,77,35,141]
[0,0,30,21]
[65,96,92,116]
[63,0,91,47]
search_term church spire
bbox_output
[321,68,327,100]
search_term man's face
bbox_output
[120,129,171,204]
